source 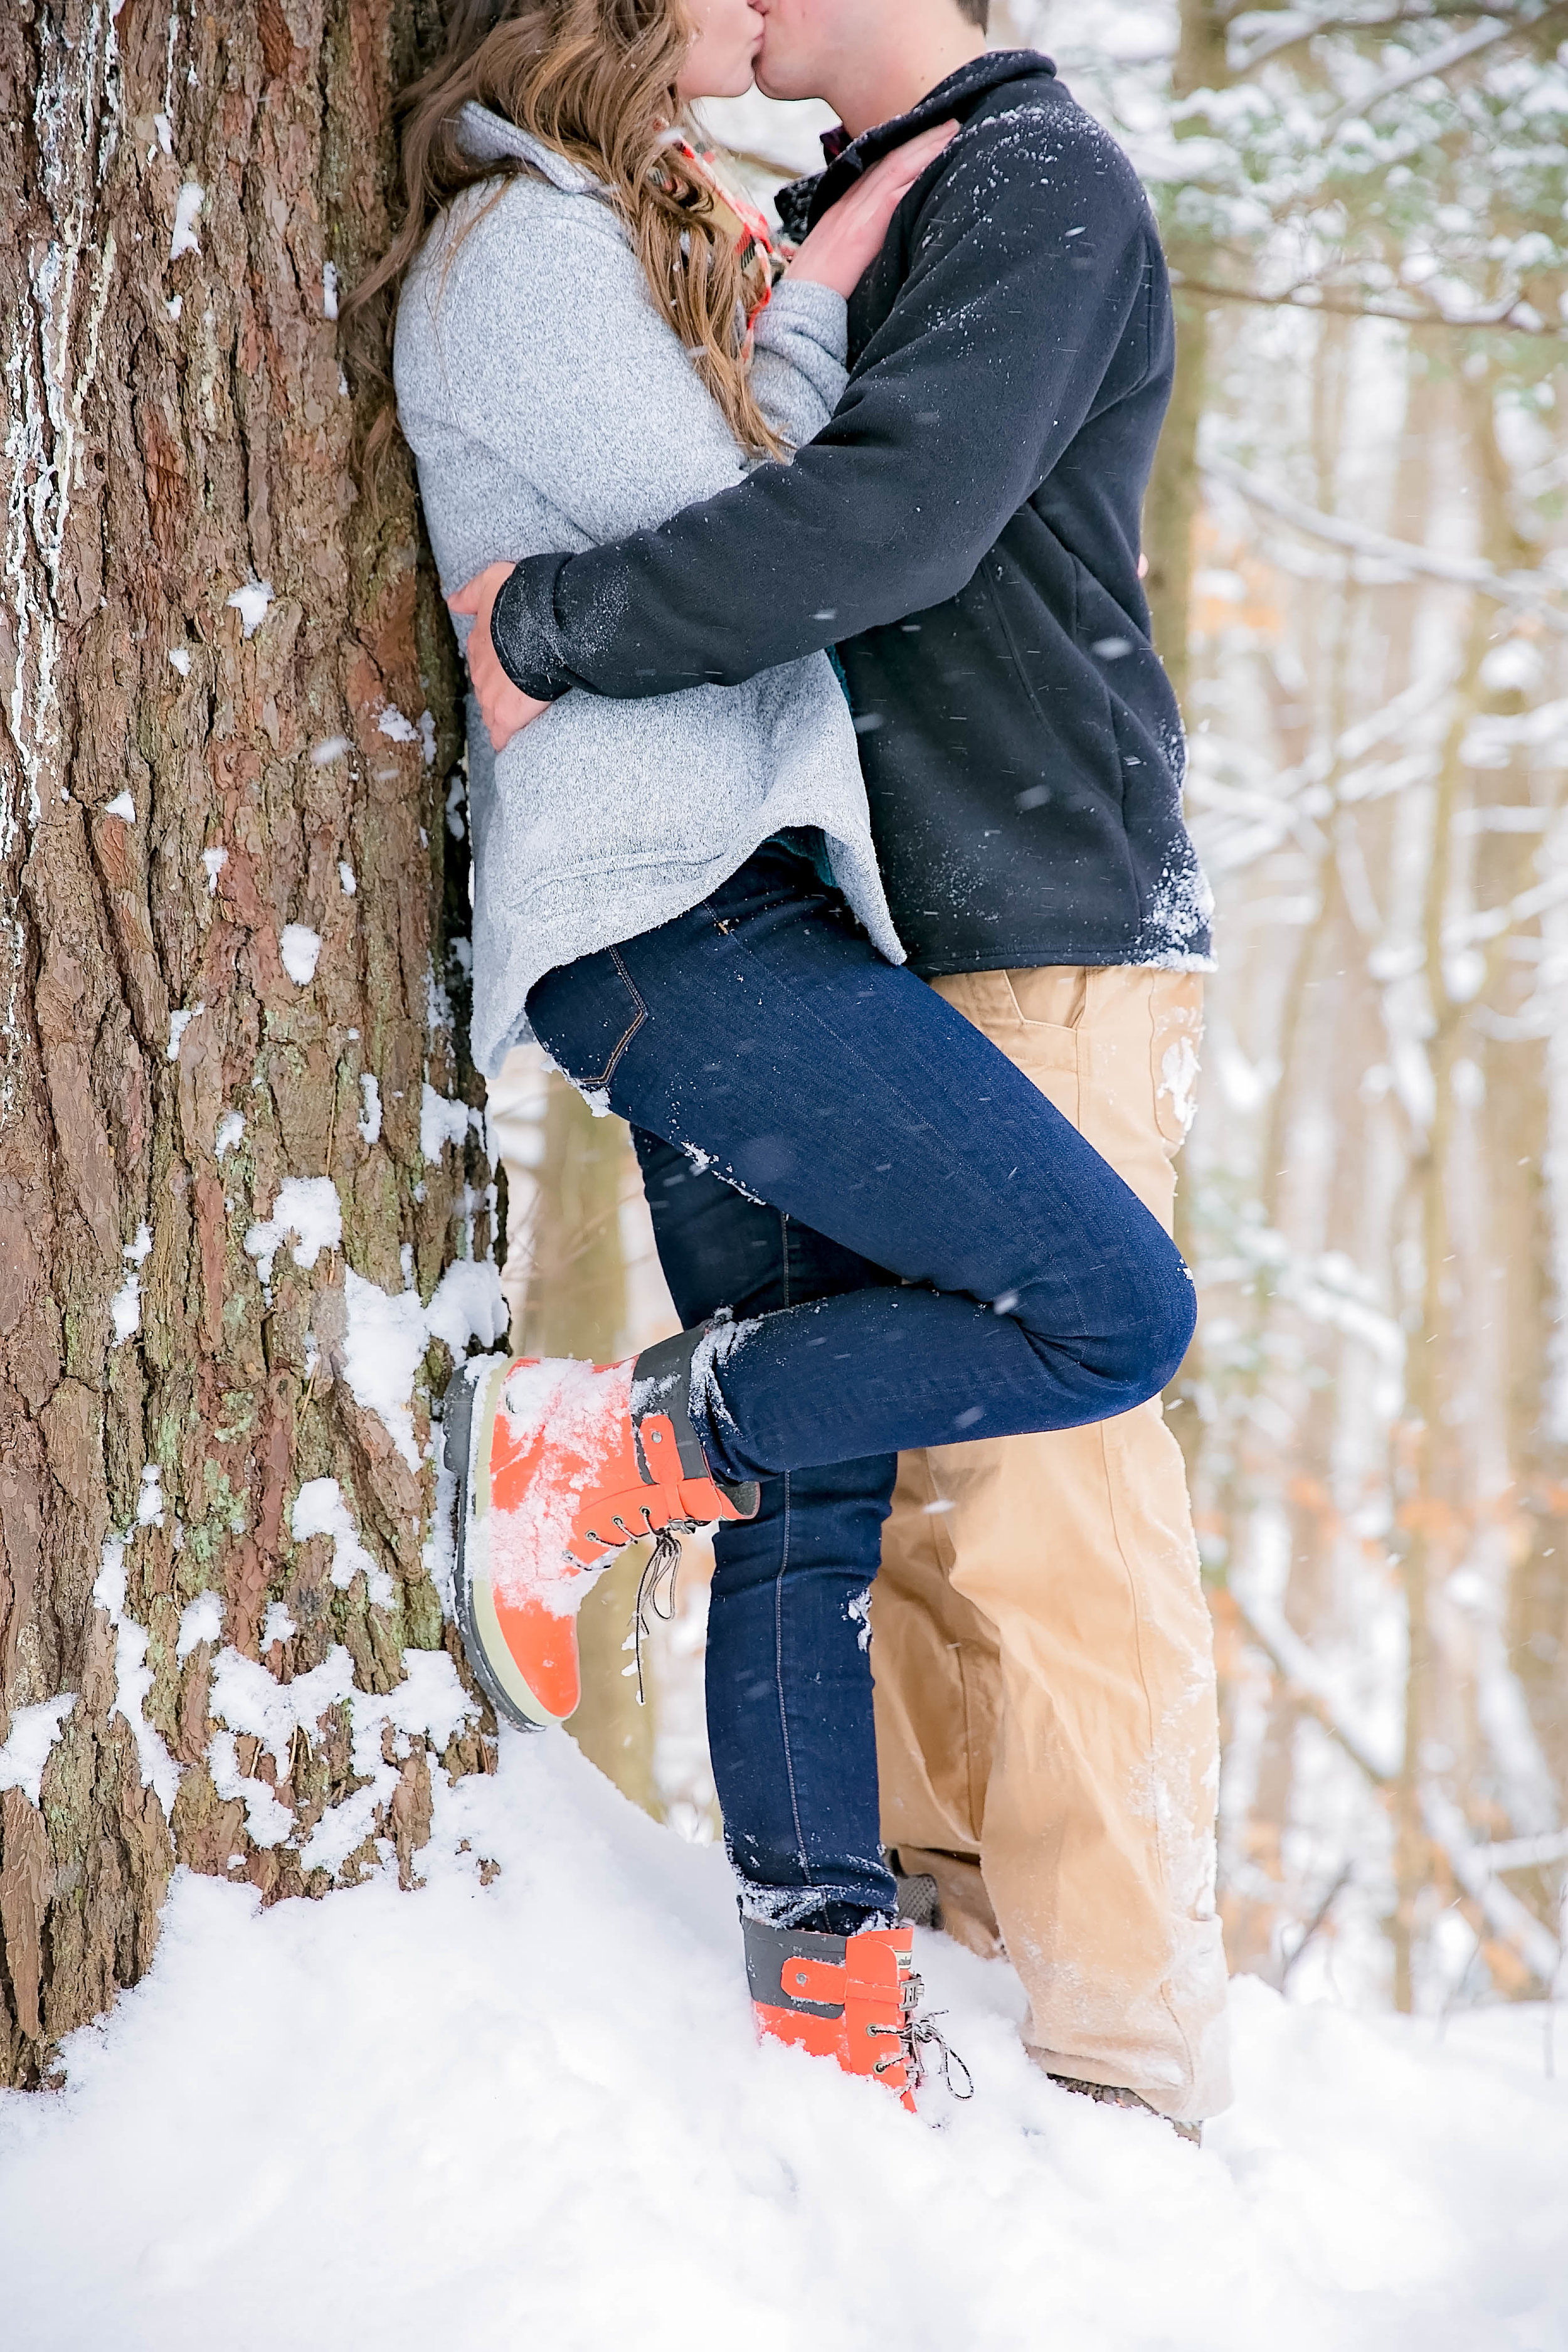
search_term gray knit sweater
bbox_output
[393,104,904,1079]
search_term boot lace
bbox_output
[628,1523,687,1707]
[868,1969,974,2101]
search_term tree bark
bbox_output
[0,0,497,2090]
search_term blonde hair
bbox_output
[349,0,783,482]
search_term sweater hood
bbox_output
[776,48,1057,241]
[454,100,603,195]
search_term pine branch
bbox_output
[1322,7,1554,132]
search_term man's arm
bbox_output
[490,109,1160,704]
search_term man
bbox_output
[461,0,1230,2128]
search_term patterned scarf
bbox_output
[667,138,780,331]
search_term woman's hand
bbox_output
[784,120,960,300]
[448,563,554,753]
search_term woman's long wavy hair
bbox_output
[348,0,783,482]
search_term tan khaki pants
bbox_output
[871,965,1231,2124]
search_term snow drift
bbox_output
[0,1729,1562,2351]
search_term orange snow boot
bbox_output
[743,1917,971,2113]
[443,1328,759,1731]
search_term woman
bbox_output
[366,0,1194,2109]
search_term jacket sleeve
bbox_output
[748,277,849,450]
[490,109,1160,701]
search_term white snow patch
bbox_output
[341,1262,507,1472]
[215,1110,244,1159]
[176,1591,224,1662]
[169,180,203,259]
[92,1538,181,1819]
[207,1728,294,1849]
[377,707,420,746]
[291,1478,393,1609]
[421,1083,473,1162]
[260,1602,298,1651]
[847,1586,873,1653]
[110,1221,154,1347]
[337,860,357,896]
[152,112,173,156]
[1160,1037,1202,1137]
[204,1641,479,1867]
[425,1259,509,1361]
[165,295,182,322]
[341,1271,430,1472]
[110,1273,141,1347]
[168,649,192,681]
[226,578,273,638]
[357,1073,381,1147]
[1,1740,1563,2349]
[279,924,321,987]
[244,1177,342,1286]
[167,1004,203,1061]
[201,846,227,894]
[136,1465,166,1530]
[311,736,351,767]
[0,1695,77,1808]
[322,261,339,320]
[103,790,135,822]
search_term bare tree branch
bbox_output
[1169,270,1564,340]
[1202,452,1568,630]
[1232,2,1537,73]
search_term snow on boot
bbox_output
[443,1328,758,1732]
[743,1917,971,2113]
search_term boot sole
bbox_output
[443,1355,560,1735]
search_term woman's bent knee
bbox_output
[1088,1234,1197,1411]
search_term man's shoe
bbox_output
[443,1330,758,1731]
[1043,2065,1202,2145]
[887,1855,943,1932]
[743,1916,971,2114]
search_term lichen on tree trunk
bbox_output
[0,0,499,2090]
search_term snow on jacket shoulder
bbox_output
[392,103,902,1078]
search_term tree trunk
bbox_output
[0,0,498,2092]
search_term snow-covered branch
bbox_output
[1202,453,1568,632]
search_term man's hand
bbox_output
[448,563,553,753]
[785,120,959,299]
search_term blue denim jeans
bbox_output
[527,841,1194,1932]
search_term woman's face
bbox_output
[675,0,766,102]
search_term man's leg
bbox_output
[873,965,1232,2124]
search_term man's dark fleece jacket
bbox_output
[490,49,1212,977]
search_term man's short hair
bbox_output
[955,0,990,24]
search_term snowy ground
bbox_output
[2,1733,1564,2352]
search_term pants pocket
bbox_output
[1150,973,1204,1155]
[527,944,647,1096]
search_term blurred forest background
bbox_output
[492,0,1568,2023]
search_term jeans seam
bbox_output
[573,944,650,1096]
[774,1469,813,1888]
